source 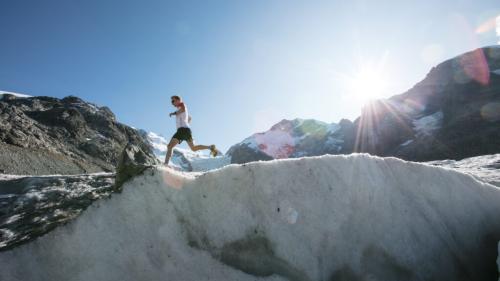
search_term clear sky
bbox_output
[1,0,499,151]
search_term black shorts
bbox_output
[172,127,193,144]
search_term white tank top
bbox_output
[176,103,190,129]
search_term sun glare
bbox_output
[349,67,387,101]
[341,63,389,104]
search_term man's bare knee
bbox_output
[168,139,179,150]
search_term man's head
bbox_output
[171,95,182,107]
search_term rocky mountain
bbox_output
[355,45,500,161]
[227,46,500,163]
[0,94,153,175]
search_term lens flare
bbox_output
[475,17,497,34]
[475,14,500,45]
[161,169,186,190]
[480,102,500,122]
[459,48,490,85]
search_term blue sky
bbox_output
[1,0,499,151]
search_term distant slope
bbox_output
[0,95,153,175]
[228,46,500,163]
[1,154,500,280]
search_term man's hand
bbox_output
[169,112,177,117]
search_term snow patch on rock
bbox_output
[0,90,32,98]
[400,139,414,146]
[413,111,443,137]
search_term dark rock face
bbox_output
[0,173,116,251]
[115,143,159,188]
[0,95,153,175]
[227,143,274,164]
[228,46,500,163]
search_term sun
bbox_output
[345,65,388,103]
[336,54,391,105]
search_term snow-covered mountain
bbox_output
[2,154,500,280]
[227,118,353,164]
[139,130,230,172]
[140,131,169,160]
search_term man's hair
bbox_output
[171,95,181,101]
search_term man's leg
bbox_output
[187,140,214,152]
[164,138,180,165]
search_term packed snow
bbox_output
[413,111,443,137]
[1,154,500,280]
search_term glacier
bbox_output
[1,154,500,281]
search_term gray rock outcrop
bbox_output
[115,143,159,188]
[0,95,153,175]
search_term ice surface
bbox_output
[1,154,500,280]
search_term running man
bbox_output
[164,95,217,165]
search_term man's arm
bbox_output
[169,103,186,117]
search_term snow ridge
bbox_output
[1,154,500,281]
